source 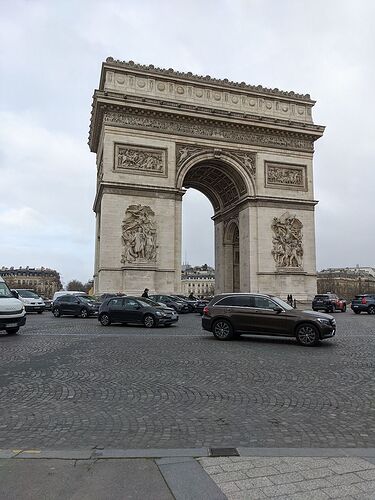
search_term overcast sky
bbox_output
[1,0,374,285]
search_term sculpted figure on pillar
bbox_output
[121,205,157,264]
[271,212,303,268]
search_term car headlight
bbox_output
[317,317,331,325]
[156,311,165,317]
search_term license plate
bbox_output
[6,323,17,328]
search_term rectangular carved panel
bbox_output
[114,143,167,177]
[265,162,307,190]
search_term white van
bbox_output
[13,289,45,313]
[0,277,26,335]
[52,290,86,303]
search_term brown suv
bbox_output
[202,293,336,346]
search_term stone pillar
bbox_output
[214,220,225,294]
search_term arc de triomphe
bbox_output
[89,58,324,299]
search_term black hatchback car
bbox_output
[52,295,100,318]
[202,293,336,346]
[98,296,179,328]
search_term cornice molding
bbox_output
[89,103,320,154]
[103,57,313,102]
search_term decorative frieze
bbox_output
[103,110,314,153]
[265,162,307,190]
[114,144,167,177]
[103,59,314,126]
[271,212,303,269]
[121,205,157,264]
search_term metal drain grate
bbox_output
[209,447,239,457]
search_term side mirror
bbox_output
[273,306,283,313]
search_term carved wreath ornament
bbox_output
[271,212,303,269]
[121,205,157,264]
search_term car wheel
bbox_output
[368,305,375,315]
[143,314,155,328]
[80,308,89,319]
[6,327,19,335]
[212,319,234,340]
[296,323,320,346]
[99,313,111,326]
[342,305,347,312]
[52,308,61,317]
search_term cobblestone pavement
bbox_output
[0,311,374,449]
[199,455,375,499]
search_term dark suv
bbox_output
[202,293,336,346]
[52,295,100,318]
[312,293,346,313]
[149,295,189,313]
[351,294,375,315]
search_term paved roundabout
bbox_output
[0,311,374,450]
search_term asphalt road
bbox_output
[0,310,375,450]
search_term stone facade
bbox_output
[0,267,62,298]
[89,58,324,299]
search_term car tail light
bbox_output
[362,297,367,304]
[203,306,209,315]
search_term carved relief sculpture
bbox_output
[271,212,303,268]
[176,143,256,178]
[115,144,166,176]
[265,163,306,189]
[121,205,157,264]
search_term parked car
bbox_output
[0,277,26,335]
[149,295,189,313]
[174,295,197,312]
[52,294,100,318]
[52,290,86,303]
[350,294,375,315]
[12,289,45,313]
[195,298,210,314]
[42,297,53,310]
[312,293,346,313]
[97,293,126,303]
[175,295,209,313]
[98,296,179,327]
[202,293,336,346]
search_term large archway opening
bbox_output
[179,157,250,294]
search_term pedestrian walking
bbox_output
[142,288,149,298]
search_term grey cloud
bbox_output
[0,0,374,281]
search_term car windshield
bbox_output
[0,282,13,299]
[271,296,294,311]
[137,298,159,307]
[315,295,328,299]
[80,296,96,303]
[17,290,39,298]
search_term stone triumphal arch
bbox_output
[89,58,324,299]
